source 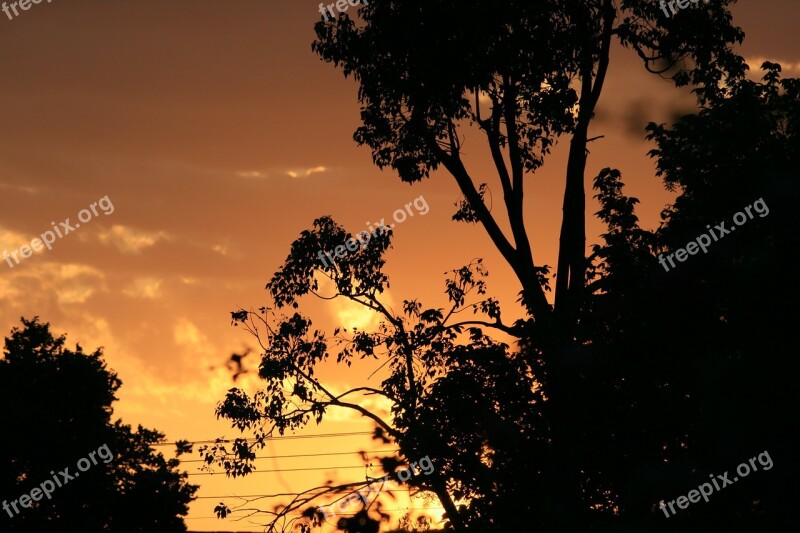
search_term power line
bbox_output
[194,489,414,499]
[178,449,400,463]
[184,508,446,519]
[187,465,369,476]
[153,431,375,446]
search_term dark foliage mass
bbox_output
[206,1,797,532]
[0,317,198,533]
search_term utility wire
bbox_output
[153,431,374,446]
[184,508,446,519]
[178,449,400,463]
[193,489,414,499]
[187,465,369,476]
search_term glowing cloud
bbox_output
[98,225,168,254]
[287,166,328,179]
[124,277,163,299]
[746,57,800,73]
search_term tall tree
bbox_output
[576,62,799,530]
[311,5,745,520]
[311,0,744,326]
[206,1,786,531]
[0,317,198,532]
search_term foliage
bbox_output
[206,2,799,532]
[0,317,198,532]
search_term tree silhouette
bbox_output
[309,3,746,526]
[311,0,744,323]
[573,62,799,530]
[206,2,797,531]
[210,251,534,531]
[0,317,198,532]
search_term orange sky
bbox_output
[1,1,798,531]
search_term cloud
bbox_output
[332,298,382,331]
[0,182,38,194]
[57,285,97,305]
[55,264,105,304]
[745,57,800,75]
[237,166,329,180]
[173,318,217,364]
[0,227,31,252]
[123,277,163,299]
[97,225,169,254]
[315,276,391,331]
[286,166,328,179]
[51,313,232,417]
[237,170,267,179]
[60,264,103,279]
[0,276,22,301]
[0,262,105,305]
[174,319,209,351]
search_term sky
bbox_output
[1,0,798,531]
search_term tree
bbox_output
[211,252,541,531]
[0,317,198,532]
[309,3,745,524]
[204,1,796,531]
[573,62,800,530]
[311,0,743,322]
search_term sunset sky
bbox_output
[1,1,798,530]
